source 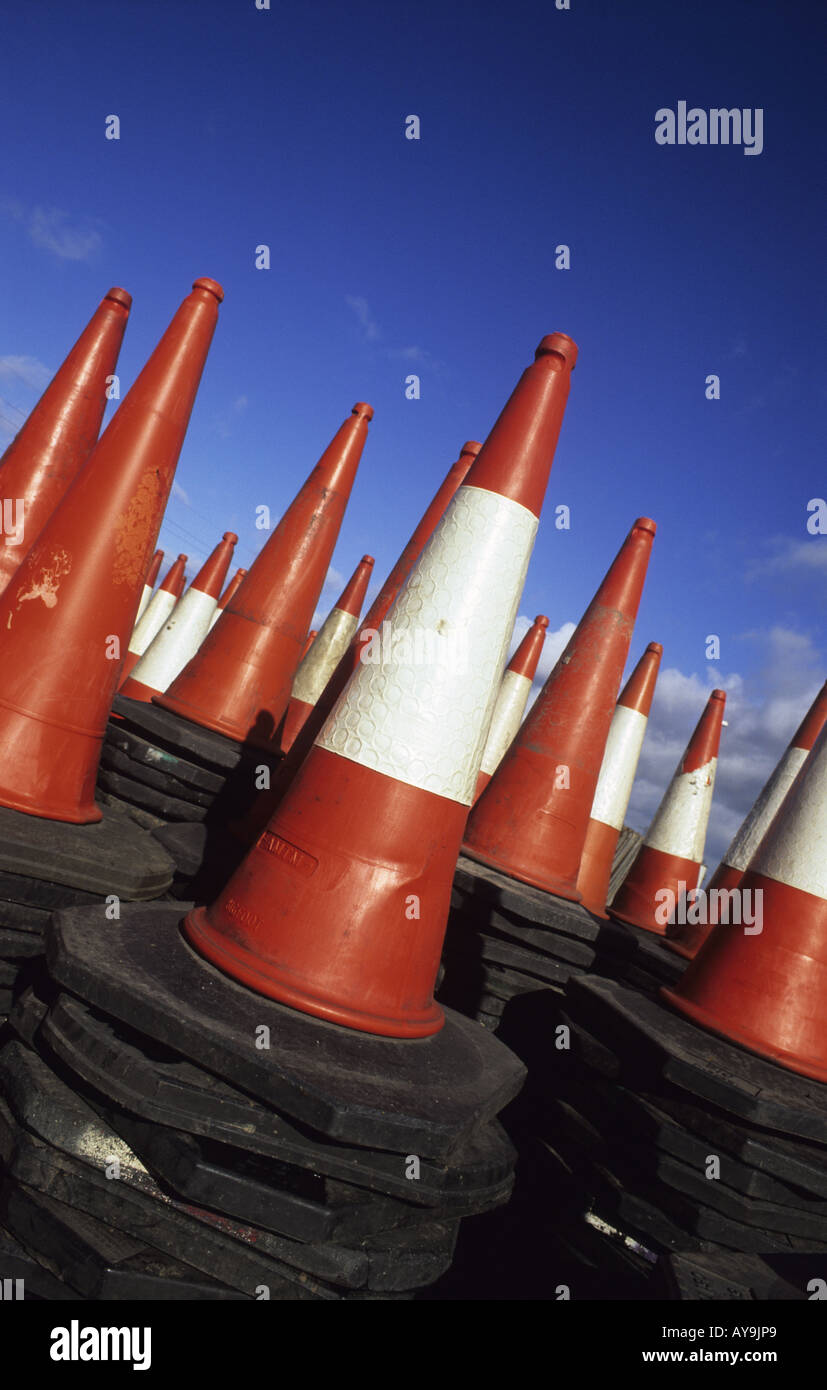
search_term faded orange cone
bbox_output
[154,405,372,749]
[279,554,374,752]
[0,288,132,597]
[208,566,247,632]
[662,719,827,1082]
[0,278,223,822]
[135,548,164,623]
[610,689,726,936]
[120,532,238,702]
[463,518,656,901]
[665,678,827,959]
[576,642,663,916]
[472,615,549,803]
[120,554,188,686]
[184,333,578,1036]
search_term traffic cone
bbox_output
[0,278,223,822]
[576,642,663,916]
[208,567,247,632]
[299,628,318,658]
[665,679,827,959]
[119,554,188,686]
[154,405,373,749]
[463,518,657,901]
[135,548,164,623]
[472,615,549,803]
[0,288,132,598]
[610,689,726,936]
[662,719,827,1082]
[279,554,374,752]
[183,332,578,1036]
[120,532,238,702]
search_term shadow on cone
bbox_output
[0,279,223,822]
[0,288,132,597]
[472,615,549,803]
[183,333,578,1037]
[463,517,656,900]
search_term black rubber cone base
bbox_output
[0,928,45,959]
[0,804,174,899]
[100,743,214,808]
[453,854,603,941]
[105,721,228,792]
[0,869,102,911]
[40,992,515,1209]
[664,1250,825,1301]
[98,766,207,822]
[0,901,50,934]
[565,974,827,1144]
[0,1222,80,1299]
[47,903,526,1159]
[112,695,253,773]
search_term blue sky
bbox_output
[1,0,824,862]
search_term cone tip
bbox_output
[105,287,132,310]
[352,402,374,422]
[536,332,578,369]
[361,554,375,566]
[223,532,239,544]
[647,641,664,654]
[461,441,482,456]
[534,615,550,629]
[712,689,727,702]
[177,553,188,562]
[634,517,657,535]
[192,277,224,303]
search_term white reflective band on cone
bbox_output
[292,607,358,706]
[317,484,538,805]
[127,588,178,658]
[751,730,827,898]
[129,587,218,693]
[135,582,153,623]
[724,745,809,872]
[644,758,718,861]
[590,704,648,832]
[479,669,532,777]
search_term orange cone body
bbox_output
[576,642,663,916]
[280,554,374,752]
[120,532,238,702]
[0,289,132,598]
[0,279,223,823]
[208,567,247,632]
[120,554,188,686]
[665,680,827,959]
[184,333,578,1036]
[154,405,372,748]
[610,690,726,936]
[662,719,827,1082]
[472,615,549,803]
[463,518,656,901]
[299,628,318,658]
[135,548,164,622]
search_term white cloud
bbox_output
[0,355,52,392]
[171,482,191,506]
[747,535,827,581]
[345,295,381,342]
[2,200,103,261]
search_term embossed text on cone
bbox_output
[472,615,549,803]
[662,720,827,1082]
[184,333,577,1037]
[463,517,656,900]
[155,405,372,748]
[0,278,223,822]
[576,641,662,916]
[0,288,132,598]
[666,678,827,959]
[610,689,726,935]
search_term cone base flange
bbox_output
[0,804,174,899]
[98,767,207,822]
[454,854,601,940]
[112,694,265,773]
[664,1250,821,1302]
[662,989,827,1087]
[100,744,214,807]
[105,722,227,793]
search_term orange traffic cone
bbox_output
[183,333,577,1037]
[135,548,164,623]
[576,642,663,916]
[119,554,188,686]
[472,615,549,803]
[0,288,132,598]
[665,679,827,959]
[208,566,247,632]
[279,554,374,752]
[463,518,656,901]
[299,628,317,658]
[610,689,726,936]
[0,279,223,823]
[662,719,827,1082]
[120,532,238,702]
[154,405,372,749]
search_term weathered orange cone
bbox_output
[576,642,663,916]
[610,689,726,936]
[665,679,827,959]
[184,333,578,1036]
[279,554,374,752]
[135,548,164,622]
[0,279,223,822]
[208,566,247,632]
[662,719,827,1082]
[463,518,656,901]
[0,288,132,598]
[472,615,549,803]
[119,554,188,686]
[120,532,238,702]
[154,405,372,748]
